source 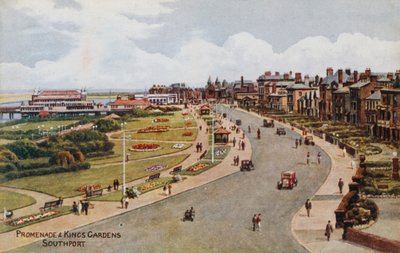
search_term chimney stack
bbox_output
[345,68,351,76]
[338,69,343,84]
[265,71,271,76]
[275,72,280,76]
[326,67,334,76]
[365,68,371,77]
[387,72,394,81]
[283,73,289,80]
[353,71,358,83]
[241,76,244,88]
[295,72,302,83]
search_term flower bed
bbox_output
[182,132,193,136]
[9,210,59,226]
[185,122,193,127]
[129,143,161,152]
[146,164,165,172]
[78,184,101,192]
[153,118,169,123]
[137,126,169,133]
[172,143,185,149]
[180,161,221,176]
[136,177,174,193]
[181,112,189,116]
[204,147,231,160]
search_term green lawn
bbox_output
[0,206,71,234]
[2,154,189,198]
[89,140,191,165]
[0,190,36,210]
[0,120,79,132]
[123,112,196,130]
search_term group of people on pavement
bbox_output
[163,183,172,196]
[196,142,203,152]
[72,200,90,215]
[252,213,262,231]
[233,155,240,166]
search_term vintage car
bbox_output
[277,171,297,190]
[236,119,242,126]
[263,119,274,128]
[304,135,315,145]
[276,127,286,135]
[240,160,255,171]
[223,113,227,118]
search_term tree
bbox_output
[0,147,19,163]
[49,151,75,167]
[68,148,85,163]
[96,119,120,132]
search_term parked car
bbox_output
[304,136,315,145]
[240,160,255,171]
[263,119,274,128]
[276,127,286,135]
[236,119,242,126]
[223,113,227,118]
[277,171,297,190]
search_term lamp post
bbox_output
[212,112,215,164]
[121,122,127,197]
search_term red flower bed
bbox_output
[182,132,193,136]
[181,112,188,116]
[153,118,169,123]
[185,122,193,127]
[78,184,101,192]
[137,126,169,133]
[132,143,160,150]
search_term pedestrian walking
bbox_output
[196,143,199,152]
[252,214,257,231]
[299,138,302,146]
[84,201,89,215]
[199,125,202,131]
[317,152,321,165]
[200,142,203,152]
[241,141,245,151]
[338,178,344,194]
[343,147,346,157]
[233,137,236,147]
[77,201,82,215]
[116,179,120,190]
[237,155,240,166]
[124,197,129,209]
[113,179,117,190]
[325,220,333,241]
[255,213,261,231]
[238,140,242,150]
[120,196,125,209]
[168,184,172,195]
[163,184,168,196]
[351,160,356,170]
[72,201,78,215]
[295,139,298,149]
[242,132,245,139]
[306,152,310,165]
[305,199,312,217]
[233,156,237,166]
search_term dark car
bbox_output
[263,119,274,128]
[240,160,255,171]
[236,119,242,126]
[276,127,286,136]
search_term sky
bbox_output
[0,0,399,91]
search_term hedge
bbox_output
[86,150,115,158]
[5,162,91,180]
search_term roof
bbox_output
[333,87,350,94]
[200,105,210,110]
[214,127,231,134]
[38,111,50,117]
[39,90,81,96]
[105,113,121,119]
[322,70,352,85]
[110,99,152,105]
[286,83,315,90]
[349,80,370,89]
[366,91,381,100]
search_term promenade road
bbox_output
[11,108,331,253]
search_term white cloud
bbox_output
[1,1,399,91]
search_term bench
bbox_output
[199,150,207,160]
[39,199,63,212]
[170,166,182,175]
[146,173,160,181]
[377,184,389,189]
[86,188,103,198]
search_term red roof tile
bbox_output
[214,127,231,134]
[110,99,152,105]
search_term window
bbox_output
[394,111,397,124]
[394,95,397,106]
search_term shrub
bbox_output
[0,163,18,173]
[5,140,50,159]
[86,150,115,158]
[4,162,91,180]
[362,186,382,195]
[49,151,76,166]
[0,147,19,162]
[95,119,120,133]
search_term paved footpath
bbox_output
[238,109,379,253]
[0,106,252,252]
